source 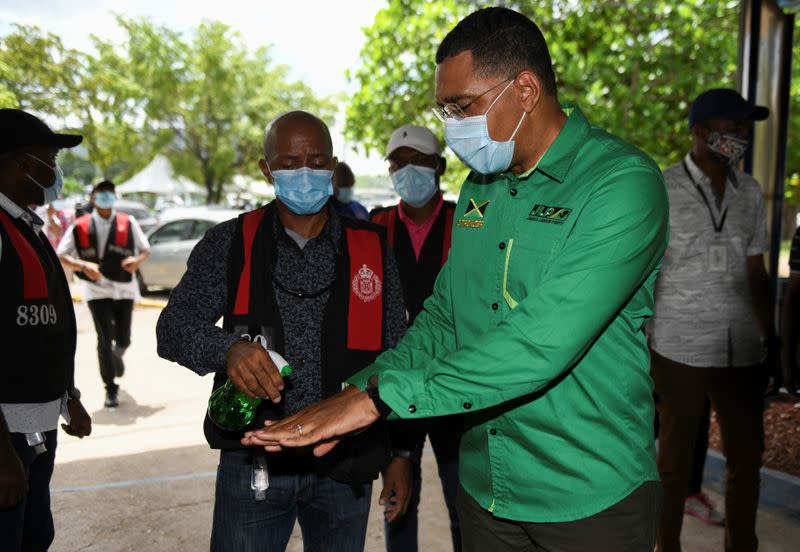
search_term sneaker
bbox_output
[112,347,125,378]
[104,389,119,408]
[684,493,725,526]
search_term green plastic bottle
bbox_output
[208,350,293,431]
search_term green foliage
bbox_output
[0,19,334,204]
[347,0,741,190]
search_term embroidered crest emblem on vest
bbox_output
[352,264,382,302]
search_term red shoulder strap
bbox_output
[114,212,131,247]
[232,209,266,316]
[0,209,49,299]
[442,204,454,266]
[346,227,383,351]
[370,207,397,248]
[75,214,92,249]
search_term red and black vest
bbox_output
[204,202,391,483]
[371,200,455,322]
[73,212,135,283]
[0,207,76,403]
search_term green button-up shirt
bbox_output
[350,104,669,522]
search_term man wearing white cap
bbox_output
[370,124,460,552]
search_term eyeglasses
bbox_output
[432,76,515,121]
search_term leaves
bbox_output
[0,18,333,203]
[346,0,742,190]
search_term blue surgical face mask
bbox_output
[336,187,355,204]
[25,153,64,205]
[391,164,438,208]
[95,191,116,209]
[271,167,333,215]
[443,80,526,175]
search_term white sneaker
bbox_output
[684,493,725,526]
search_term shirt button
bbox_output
[499,242,506,250]
[408,405,416,413]
[491,303,499,311]
[490,428,497,436]
[510,188,518,197]
[463,402,472,410]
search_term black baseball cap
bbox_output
[0,108,82,155]
[688,88,769,128]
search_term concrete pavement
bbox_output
[49,302,800,551]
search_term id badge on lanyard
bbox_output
[708,241,728,273]
[683,162,728,273]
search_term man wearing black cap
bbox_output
[0,108,92,551]
[58,180,150,408]
[649,89,776,551]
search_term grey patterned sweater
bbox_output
[156,207,407,416]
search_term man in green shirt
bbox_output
[244,7,668,551]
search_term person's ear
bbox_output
[258,158,274,185]
[515,70,542,114]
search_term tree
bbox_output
[99,17,336,203]
[346,0,740,189]
[1,19,335,203]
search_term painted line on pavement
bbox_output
[52,471,217,494]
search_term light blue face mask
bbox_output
[272,167,333,215]
[443,80,527,175]
[94,191,116,209]
[391,164,438,208]
[25,153,64,205]
[336,187,355,204]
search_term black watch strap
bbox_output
[366,376,392,419]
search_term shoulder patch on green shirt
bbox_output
[528,204,572,224]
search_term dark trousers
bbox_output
[654,398,712,497]
[384,422,461,552]
[0,430,57,552]
[210,450,372,552]
[652,351,765,552]
[87,298,133,393]
[457,481,662,552]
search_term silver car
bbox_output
[138,209,242,292]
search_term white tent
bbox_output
[116,155,207,199]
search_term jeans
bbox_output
[211,450,372,552]
[87,298,133,393]
[384,420,461,552]
[457,481,662,552]
[651,351,765,552]
[0,430,58,552]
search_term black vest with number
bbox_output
[0,207,76,403]
[370,200,455,322]
[204,201,391,483]
[73,212,135,283]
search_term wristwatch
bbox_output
[365,375,392,419]
[67,387,81,401]
[392,448,421,464]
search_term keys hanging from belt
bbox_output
[251,452,269,501]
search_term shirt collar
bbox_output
[508,103,589,184]
[397,192,443,227]
[0,192,44,231]
[682,153,740,193]
[272,201,341,253]
[92,209,116,224]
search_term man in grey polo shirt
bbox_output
[649,88,778,552]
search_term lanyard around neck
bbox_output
[682,161,727,233]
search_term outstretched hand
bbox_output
[241,385,381,457]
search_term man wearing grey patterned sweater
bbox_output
[156,111,410,552]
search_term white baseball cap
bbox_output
[385,124,442,158]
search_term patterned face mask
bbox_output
[705,132,749,165]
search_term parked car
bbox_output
[137,209,242,292]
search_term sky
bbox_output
[0,0,391,174]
